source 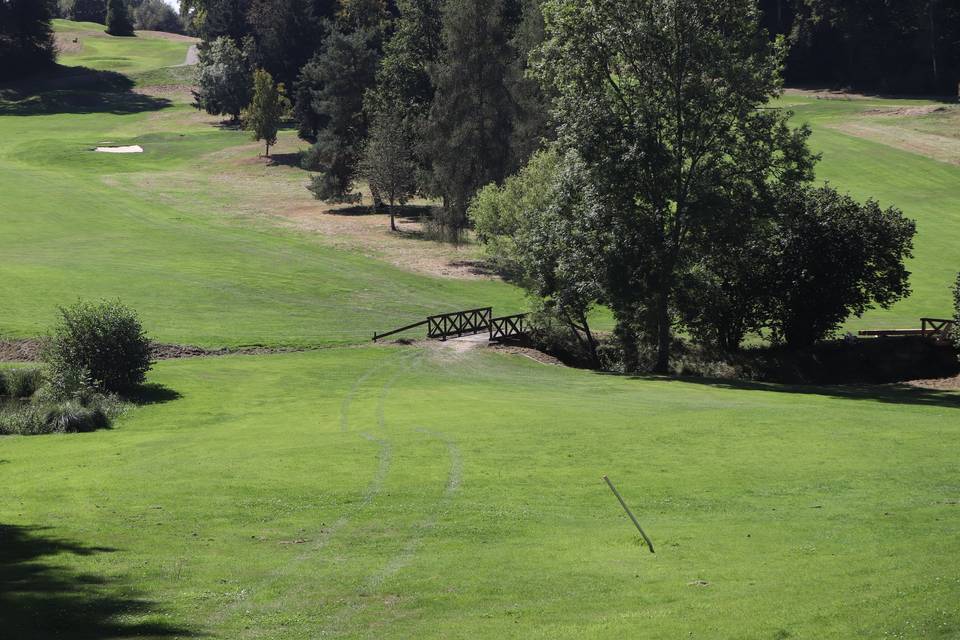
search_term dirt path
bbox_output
[182,44,198,66]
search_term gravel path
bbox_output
[183,44,198,66]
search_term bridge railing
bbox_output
[427,307,493,341]
[489,313,528,342]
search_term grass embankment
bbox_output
[4,348,959,638]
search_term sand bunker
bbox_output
[95,145,143,153]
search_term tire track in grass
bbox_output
[209,348,417,628]
[318,426,463,638]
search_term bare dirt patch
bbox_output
[135,31,200,44]
[862,105,948,117]
[55,34,84,55]
[0,339,304,363]
[490,344,564,366]
[905,375,960,391]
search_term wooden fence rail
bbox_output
[489,313,528,342]
[373,319,429,342]
[921,318,956,339]
[373,307,530,343]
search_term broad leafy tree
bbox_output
[470,149,603,363]
[192,36,253,123]
[360,110,417,231]
[761,185,915,348]
[536,0,816,372]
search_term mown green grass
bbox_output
[0,27,526,347]
[3,348,959,638]
[779,94,960,330]
[1,27,959,640]
[53,19,193,74]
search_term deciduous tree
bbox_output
[536,0,816,371]
[192,36,253,123]
[244,68,284,156]
[360,110,417,231]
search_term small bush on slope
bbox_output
[43,300,152,393]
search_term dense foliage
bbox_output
[59,0,106,22]
[133,0,184,32]
[244,68,285,156]
[360,109,417,230]
[193,36,253,122]
[760,0,960,95]
[0,0,56,80]
[760,186,915,347]
[533,0,817,371]
[106,0,136,36]
[42,300,153,393]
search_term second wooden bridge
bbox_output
[373,307,528,343]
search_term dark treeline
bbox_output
[760,0,960,95]
[0,0,56,79]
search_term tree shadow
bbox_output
[265,152,304,168]
[614,372,960,410]
[126,383,182,406]
[0,524,200,639]
[0,65,170,116]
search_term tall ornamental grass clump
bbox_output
[43,300,152,394]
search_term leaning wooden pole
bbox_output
[603,475,655,553]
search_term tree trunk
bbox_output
[389,203,397,232]
[265,142,271,158]
[654,289,671,374]
[618,321,639,374]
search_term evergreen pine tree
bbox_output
[424,0,515,241]
[0,0,57,79]
[106,0,135,36]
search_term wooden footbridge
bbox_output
[373,307,529,343]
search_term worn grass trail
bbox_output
[3,347,959,639]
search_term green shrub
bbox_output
[43,300,152,393]
[0,394,123,436]
[0,368,43,399]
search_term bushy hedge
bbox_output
[43,300,152,393]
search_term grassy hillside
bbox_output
[782,92,960,331]
[0,24,526,347]
[1,24,958,640]
[4,348,959,638]
[52,19,194,74]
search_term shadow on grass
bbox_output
[126,383,182,406]
[613,372,960,410]
[0,524,200,639]
[266,152,303,168]
[0,65,170,116]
